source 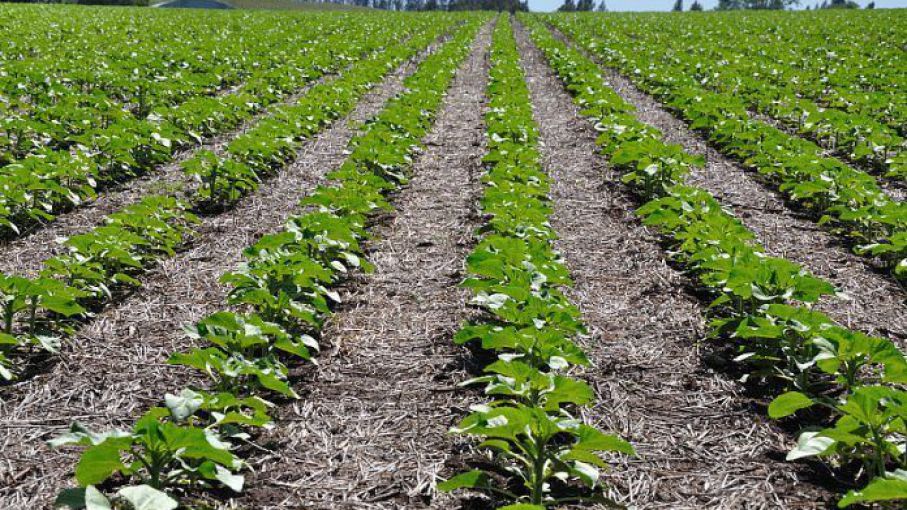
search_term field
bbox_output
[0,3,904,509]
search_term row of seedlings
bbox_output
[0,20,451,381]
[0,16,397,239]
[545,15,907,282]
[0,196,197,381]
[50,18,486,509]
[520,15,907,508]
[439,16,635,510]
[559,13,905,181]
[179,17,456,211]
[0,9,348,146]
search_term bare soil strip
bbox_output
[0,54,373,277]
[514,22,834,509]
[0,49,431,509]
[547,27,906,342]
[236,22,491,510]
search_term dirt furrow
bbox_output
[514,22,834,510]
[0,48,431,510]
[238,22,491,510]
[547,27,906,342]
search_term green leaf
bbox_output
[574,424,636,455]
[437,469,493,493]
[54,488,87,509]
[74,439,129,486]
[213,464,244,493]
[41,294,86,317]
[84,486,112,510]
[768,391,815,419]
[116,485,178,510]
[787,431,835,461]
[838,476,907,507]
[164,388,204,422]
[570,460,600,488]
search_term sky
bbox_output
[527,0,907,12]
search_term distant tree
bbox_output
[445,0,528,10]
[558,0,576,10]
[673,0,683,10]
[576,0,594,10]
[596,0,607,10]
[867,1,874,7]
[69,0,149,4]
[718,0,799,8]
[690,0,703,9]
[819,0,857,7]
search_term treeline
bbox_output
[0,0,528,8]
[322,0,527,10]
[0,0,150,5]
[558,0,795,10]
[807,0,867,8]
[717,0,873,8]
[556,0,607,11]
[716,0,798,8]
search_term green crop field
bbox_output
[0,3,904,509]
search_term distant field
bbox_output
[153,0,368,9]
[222,0,367,10]
[0,3,904,510]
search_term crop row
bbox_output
[0,19,451,382]
[0,7,372,162]
[563,12,905,180]
[0,11,346,172]
[439,16,634,510]
[519,14,907,508]
[546,14,906,282]
[49,17,484,509]
[0,15,399,239]
[0,7,332,114]
[178,16,453,211]
[0,195,197,382]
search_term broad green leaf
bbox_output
[838,476,907,508]
[164,388,204,422]
[74,439,129,486]
[768,391,815,419]
[437,470,493,492]
[54,488,87,509]
[84,486,112,510]
[116,485,177,510]
[787,431,835,461]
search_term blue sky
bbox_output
[527,0,907,12]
